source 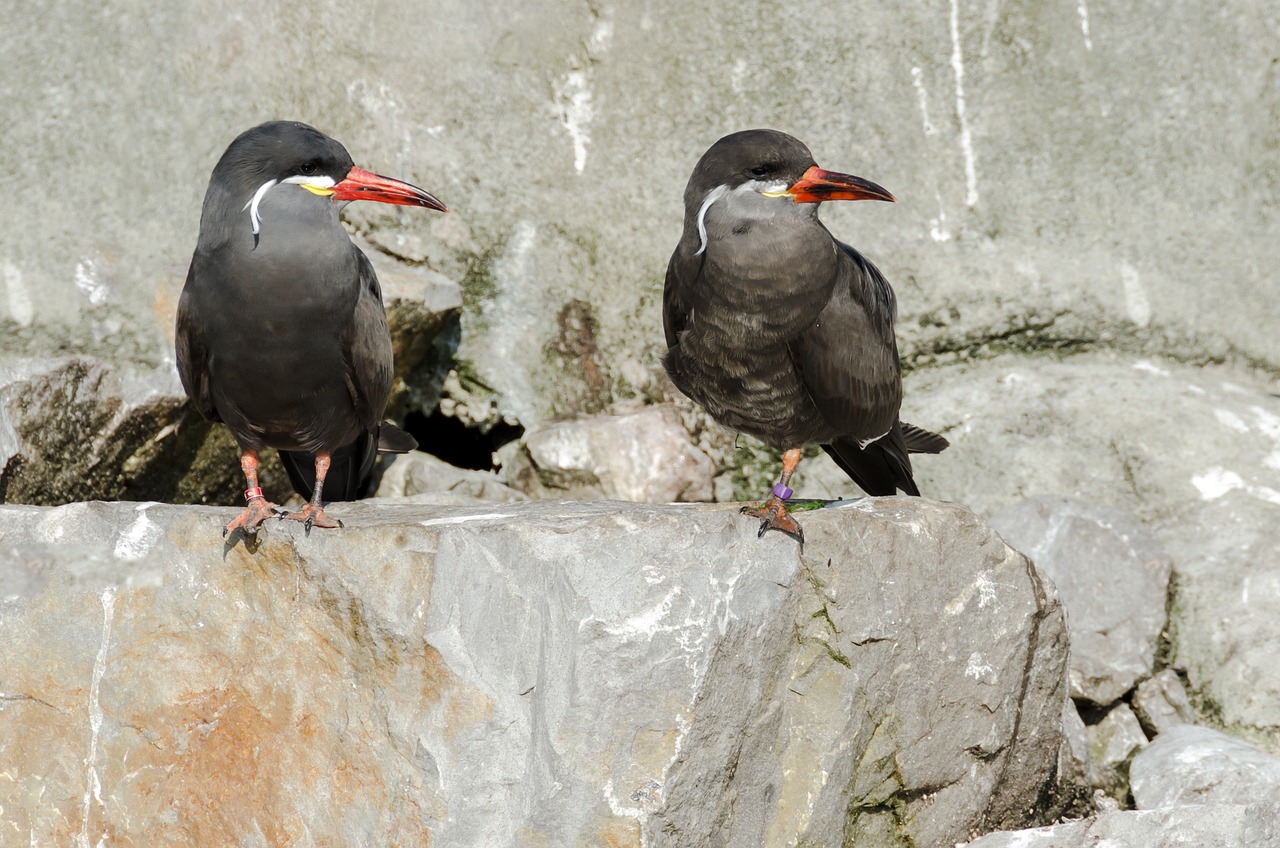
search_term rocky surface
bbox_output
[1084,703,1147,802]
[963,803,1280,848]
[373,449,526,504]
[989,495,1171,705]
[1130,725,1280,809]
[800,354,1280,749]
[1131,670,1194,737]
[0,498,1076,847]
[498,404,715,503]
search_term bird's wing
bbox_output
[662,248,705,350]
[340,250,396,428]
[786,243,902,440]
[174,265,221,422]
[823,424,919,496]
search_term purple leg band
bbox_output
[772,483,793,500]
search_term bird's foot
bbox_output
[741,497,805,545]
[278,503,344,535]
[223,498,284,538]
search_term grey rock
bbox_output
[500,405,715,503]
[0,356,204,504]
[1130,725,1280,810]
[1085,703,1148,801]
[962,802,1280,848]
[4,1,1278,433]
[1132,670,1195,736]
[1156,491,1280,731]
[0,497,1076,847]
[372,450,526,504]
[990,495,1172,705]
[799,355,1280,743]
[1058,699,1093,810]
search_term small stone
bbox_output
[1131,669,1195,736]
[504,405,715,503]
[372,450,526,504]
[1085,703,1148,801]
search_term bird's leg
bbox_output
[278,451,344,534]
[741,448,805,544]
[222,450,284,538]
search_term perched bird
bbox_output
[176,121,447,536]
[662,129,948,543]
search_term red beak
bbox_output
[786,165,895,204]
[331,166,448,212]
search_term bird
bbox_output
[176,121,447,537]
[662,129,948,543]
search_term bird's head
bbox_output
[206,121,447,239]
[683,129,894,254]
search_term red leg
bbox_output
[278,451,344,534]
[741,448,805,544]
[223,450,285,537]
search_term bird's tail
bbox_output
[278,421,418,502]
[822,420,949,497]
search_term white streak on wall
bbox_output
[74,257,110,306]
[1078,0,1094,51]
[948,0,980,207]
[3,261,33,326]
[910,67,937,136]
[1120,263,1151,327]
[556,20,613,174]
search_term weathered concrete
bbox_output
[3,1,1277,432]
[0,498,1076,847]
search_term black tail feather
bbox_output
[823,420,948,497]
[901,421,949,454]
[278,421,418,503]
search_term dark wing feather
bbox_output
[787,243,902,442]
[174,263,220,422]
[340,250,396,429]
[823,423,919,497]
[662,249,705,351]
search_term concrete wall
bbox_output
[2,0,1277,425]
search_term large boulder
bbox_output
[1130,725,1280,809]
[0,497,1076,846]
[799,354,1280,747]
[989,495,1172,706]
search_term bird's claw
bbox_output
[278,504,343,534]
[741,497,805,546]
[222,498,282,539]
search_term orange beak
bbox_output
[785,166,895,204]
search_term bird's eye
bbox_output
[298,161,318,176]
[751,166,769,177]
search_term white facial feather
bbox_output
[242,179,278,235]
[695,180,795,255]
[694,185,729,256]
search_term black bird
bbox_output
[663,129,948,542]
[176,121,447,536]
